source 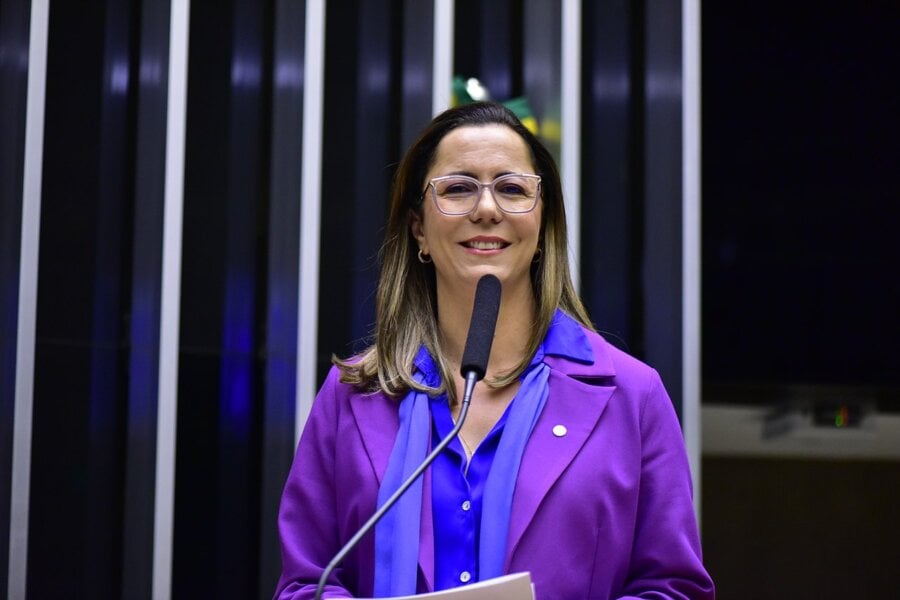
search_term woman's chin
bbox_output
[438,265,532,295]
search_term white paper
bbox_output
[356,572,535,600]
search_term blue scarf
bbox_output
[373,310,593,596]
[373,368,432,596]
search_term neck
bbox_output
[436,277,536,379]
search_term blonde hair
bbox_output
[335,102,593,401]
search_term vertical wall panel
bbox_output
[0,1,31,593]
[317,0,402,381]
[316,0,358,380]
[295,0,324,438]
[122,0,171,595]
[580,0,686,421]
[85,1,138,595]
[26,1,135,596]
[5,0,49,597]
[27,2,103,586]
[349,0,396,348]
[522,1,561,155]
[580,1,637,350]
[172,0,231,591]
[454,0,521,100]
[682,0,702,515]
[431,0,453,113]
[152,0,190,593]
[173,0,268,597]
[317,0,361,379]
[642,0,684,415]
[560,0,581,289]
[260,0,305,595]
[400,0,434,147]
[215,0,268,595]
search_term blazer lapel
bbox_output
[349,392,398,485]
[504,369,615,568]
[348,391,436,592]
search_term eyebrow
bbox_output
[439,170,517,180]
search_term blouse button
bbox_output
[459,571,472,583]
[461,500,471,511]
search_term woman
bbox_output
[275,102,714,599]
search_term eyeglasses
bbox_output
[423,173,542,216]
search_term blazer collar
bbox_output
[543,314,616,379]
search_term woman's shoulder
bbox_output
[313,364,391,410]
[575,325,659,384]
[575,328,678,433]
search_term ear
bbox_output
[409,210,427,252]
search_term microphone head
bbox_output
[459,274,502,380]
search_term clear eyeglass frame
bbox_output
[423,173,542,216]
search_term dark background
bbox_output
[701,4,900,597]
[702,1,900,399]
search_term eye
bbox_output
[497,183,526,195]
[438,179,478,196]
[495,178,530,197]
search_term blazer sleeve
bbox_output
[616,369,715,600]
[274,368,354,599]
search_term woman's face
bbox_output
[411,124,542,298]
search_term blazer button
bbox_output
[552,424,568,437]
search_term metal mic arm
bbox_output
[314,370,479,600]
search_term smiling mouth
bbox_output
[462,240,509,250]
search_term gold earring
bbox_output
[418,249,432,264]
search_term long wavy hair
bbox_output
[335,102,593,401]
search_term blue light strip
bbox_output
[220,270,255,436]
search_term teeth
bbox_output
[467,240,504,250]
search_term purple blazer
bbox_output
[275,327,714,599]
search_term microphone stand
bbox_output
[314,370,480,600]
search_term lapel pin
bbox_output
[552,424,568,437]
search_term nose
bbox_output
[469,185,503,222]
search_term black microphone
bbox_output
[314,274,501,599]
[459,273,501,390]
